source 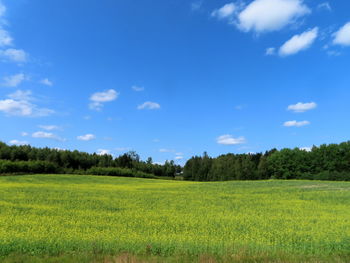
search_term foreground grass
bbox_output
[2,252,350,263]
[0,175,349,262]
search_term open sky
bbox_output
[0,0,349,164]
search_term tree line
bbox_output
[183,142,350,181]
[2,141,350,181]
[0,142,181,178]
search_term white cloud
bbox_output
[7,90,32,101]
[333,22,350,46]
[283,120,310,127]
[317,2,331,11]
[279,27,318,56]
[53,147,65,151]
[89,89,118,110]
[77,134,96,141]
[217,135,246,145]
[0,28,12,47]
[97,149,111,155]
[300,146,312,152]
[238,0,310,33]
[0,99,32,116]
[0,49,28,63]
[265,47,276,55]
[211,3,236,20]
[0,90,54,117]
[137,101,160,110]
[21,132,28,137]
[9,139,28,146]
[175,156,184,160]
[32,131,65,141]
[287,102,317,113]
[40,78,53,86]
[2,73,26,87]
[0,99,53,117]
[131,85,144,92]
[90,89,118,102]
[38,125,61,131]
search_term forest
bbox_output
[1,141,350,181]
[0,142,181,178]
[183,141,350,181]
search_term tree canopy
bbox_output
[183,142,350,181]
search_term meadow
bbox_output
[0,174,349,262]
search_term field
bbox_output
[0,175,349,262]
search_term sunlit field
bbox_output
[1,174,349,262]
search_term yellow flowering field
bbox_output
[0,174,349,262]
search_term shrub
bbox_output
[313,171,350,181]
[0,160,59,174]
[86,167,156,179]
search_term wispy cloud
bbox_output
[265,47,276,55]
[217,135,246,145]
[32,131,65,141]
[9,139,28,146]
[211,3,236,21]
[317,2,331,12]
[40,78,53,86]
[0,3,12,47]
[77,134,96,141]
[7,90,33,101]
[159,148,175,153]
[0,3,28,63]
[283,120,310,127]
[2,73,27,87]
[191,1,203,11]
[137,101,160,110]
[115,147,131,152]
[234,105,245,110]
[131,85,144,92]
[0,28,12,47]
[38,125,61,131]
[0,2,6,17]
[0,49,28,63]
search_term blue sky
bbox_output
[0,0,350,164]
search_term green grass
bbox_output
[0,174,350,262]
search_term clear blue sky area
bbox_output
[0,0,349,164]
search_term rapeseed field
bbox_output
[0,174,349,262]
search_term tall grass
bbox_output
[0,175,349,262]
